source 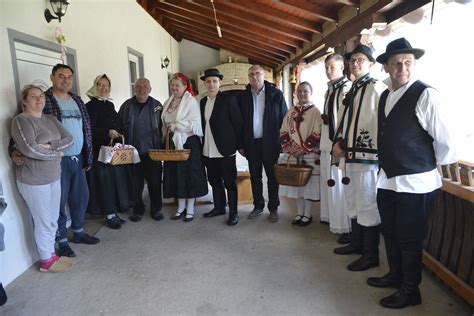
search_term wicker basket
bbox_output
[274,155,313,187]
[148,130,190,162]
[109,136,134,165]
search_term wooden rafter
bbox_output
[274,0,339,22]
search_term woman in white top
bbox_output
[162,73,208,222]
[279,82,323,226]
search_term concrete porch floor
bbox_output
[2,197,471,315]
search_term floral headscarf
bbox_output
[86,74,112,101]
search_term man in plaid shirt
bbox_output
[12,64,98,258]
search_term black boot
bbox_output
[368,237,402,288]
[334,218,362,255]
[0,282,7,306]
[380,250,422,308]
[347,225,380,271]
[227,189,239,226]
[204,187,226,218]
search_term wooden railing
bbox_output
[423,179,474,305]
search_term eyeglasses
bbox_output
[248,72,263,78]
[349,58,368,64]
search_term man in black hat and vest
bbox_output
[367,38,456,309]
[199,68,243,226]
[332,45,387,271]
[238,65,287,222]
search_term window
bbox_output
[127,47,144,97]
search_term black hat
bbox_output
[376,37,425,64]
[345,44,375,63]
[200,68,223,81]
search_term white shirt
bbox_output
[252,85,265,138]
[377,78,457,193]
[203,96,223,158]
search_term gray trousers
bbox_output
[17,179,60,260]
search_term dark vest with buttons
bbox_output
[377,80,436,178]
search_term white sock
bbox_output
[186,198,195,217]
[178,199,186,213]
[303,199,314,219]
[296,197,304,217]
[106,213,116,220]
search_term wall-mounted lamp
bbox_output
[161,56,170,69]
[44,0,69,23]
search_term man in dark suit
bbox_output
[200,69,243,226]
[238,65,288,222]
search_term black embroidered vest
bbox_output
[378,80,436,178]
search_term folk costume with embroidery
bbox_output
[320,76,351,233]
[279,103,322,200]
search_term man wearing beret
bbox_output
[332,45,387,272]
[367,38,456,308]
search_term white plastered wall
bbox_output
[0,0,179,285]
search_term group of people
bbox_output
[9,37,455,309]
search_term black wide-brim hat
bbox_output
[376,37,425,64]
[344,44,375,63]
[200,68,223,81]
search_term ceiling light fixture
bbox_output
[44,0,69,23]
[210,0,222,38]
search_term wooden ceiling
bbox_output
[137,0,430,69]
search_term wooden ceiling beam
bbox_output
[336,0,361,6]
[176,29,283,66]
[155,1,304,47]
[226,0,322,33]
[164,18,290,59]
[189,0,312,41]
[155,8,297,54]
[175,27,285,64]
[274,0,338,22]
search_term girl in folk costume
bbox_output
[162,73,208,222]
[279,82,323,226]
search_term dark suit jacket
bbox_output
[200,91,243,157]
[238,81,288,162]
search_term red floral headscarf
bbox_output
[171,72,195,96]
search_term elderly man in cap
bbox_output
[332,45,387,271]
[200,69,243,226]
[367,38,456,309]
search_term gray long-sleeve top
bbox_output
[11,113,74,185]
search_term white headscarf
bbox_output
[86,74,112,101]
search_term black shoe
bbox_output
[115,214,127,224]
[337,233,352,244]
[268,210,279,222]
[203,208,226,218]
[227,214,239,226]
[248,207,264,219]
[298,216,313,226]
[0,283,7,306]
[347,254,379,271]
[184,214,194,222]
[151,212,164,221]
[106,217,122,230]
[171,209,186,220]
[333,244,362,255]
[72,233,100,245]
[367,273,402,288]
[320,220,329,225]
[57,244,76,258]
[129,214,142,222]
[380,288,421,309]
[292,215,303,225]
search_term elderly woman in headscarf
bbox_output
[85,74,132,229]
[162,72,208,222]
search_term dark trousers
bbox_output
[247,139,279,211]
[132,154,162,215]
[377,188,437,287]
[203,155,237,210]
[57,155,89,242]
